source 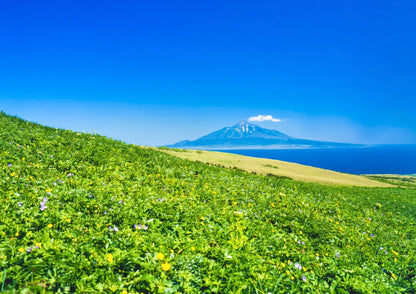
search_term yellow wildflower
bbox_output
[47,224,53,229]
[156,253,165,260]
[18,248,24,253]
[161,262,171,271]
[107,253,113,263]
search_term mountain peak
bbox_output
[166,120,359,149]
[231,120,258,134]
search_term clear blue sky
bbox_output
[1,0,415,145]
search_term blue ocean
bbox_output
[218,145,416,175]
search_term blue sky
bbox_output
[1,0,415,145]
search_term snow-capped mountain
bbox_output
[166,121,359,149]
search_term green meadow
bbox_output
[1,112,415,293]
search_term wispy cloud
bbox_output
[247,114,282,122]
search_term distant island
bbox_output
[166,121,362,150]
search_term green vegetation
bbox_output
[1,112,415,293]
[160,148,392,187]
[366,175,416,188]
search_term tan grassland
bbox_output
[160,148,393,187]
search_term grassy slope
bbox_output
[366,175,416,188]
[160,148,392,188]
[1,112,415,293]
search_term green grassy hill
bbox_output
[1,112,415,293]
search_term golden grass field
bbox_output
[160,148,393,187]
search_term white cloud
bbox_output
[247,114,282,123]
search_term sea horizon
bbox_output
[214,144,416,175]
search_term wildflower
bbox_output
[336,253,340,259]
[113,226,119,232]
[67,173,74,177]
[302,276,307,282]
[35,242,41,248]
[294,263,302,270]
[8,163,12,167]
[18,202,23,207]
[161,262,171,271]
[40,201,47,211]
[107,253,113,263]
[43,197,48,202]
[47,224,53,229]
[156,253,165,260]
[18,248,25,253]
[385,250,388,255]
[27,247,33,253]
[371,233,374,238]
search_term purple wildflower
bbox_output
[46,192,51,196]
[371,233,374,238]
[104,211,107,215]
[43,197,48,202]
[295,263,302,270]
[67,173,74,177]
[336,253,340,259]
[108,226,112,230]
[380,247,384,250]
[53,182,57,186]
[385,250,388,255]
[302,276,307,282]
[27,247,33,253]
[8,163,12,167]
[40,201,47,211]
[18,202,23,207]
